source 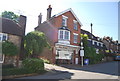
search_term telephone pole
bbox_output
[91,23,93,47]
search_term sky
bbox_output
[0,0,119,42]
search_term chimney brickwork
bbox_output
[18,15,27,36]
[47,5,52,20]
[38,13,42,25]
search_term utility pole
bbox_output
[91,23,93,47]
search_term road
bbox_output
[17,61,119,79]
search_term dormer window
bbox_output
[73,20,78,30]
[62,15,68,26]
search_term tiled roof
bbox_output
[0,17,23,36]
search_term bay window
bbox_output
[65,31,69,40]
[60,31,63,39]
[58,30,70,40]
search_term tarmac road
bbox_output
[17,61,119,79]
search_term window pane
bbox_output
[74,35,77,43]
[60,31,63,39]
[65,31,69,40]
[2,34,7,41]
[74,23,77,30]
[62,17,67,26]
[62,18,65,26]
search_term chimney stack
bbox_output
[18,15,27,60]
[18,15,27,36]
[47,5,52,20]
[38,13,42,26]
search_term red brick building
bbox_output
[35,5,82,64]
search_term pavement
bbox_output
[16,61,119,79]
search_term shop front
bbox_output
[55,43,80,64]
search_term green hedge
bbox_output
[2,64,14,69]
[2,68,32,76]
[22,58,44,73]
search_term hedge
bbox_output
[22,58,44,73]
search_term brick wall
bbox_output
[54,11,81,46]
[38,47,54,63]
[8,34,22,49]
[35,19,58,46]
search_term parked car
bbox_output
[114,55,120,61]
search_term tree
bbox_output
[1,11,19,23]
[80,34,105,64]
[81,34,91,58]
[24,31,50,58]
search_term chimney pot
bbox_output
[49,5,51,8]
[47,5,52,20]
[38,13,42,25]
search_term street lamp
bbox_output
[80,41,84,66]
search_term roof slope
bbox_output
[0,17,23,36]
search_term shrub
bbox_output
[2,41,19,56]
[2,67,32,76]
[2,64,14,69]
[24,31,51,58]
[22,58,44,73]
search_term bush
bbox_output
[2,67,32,76]
[2,41,19,56]
[22,58,44,73]
[2,64,14,69]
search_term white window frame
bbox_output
[92,40,95,45]
[64,31,69,40]
[73,20,78,30]
[0,33,8,41]
[58,30,70,40]
[59,30,64,39]
[97,42,99,46]
[0,54,5,63]
[62,15,68,26]
[73,33,78,43]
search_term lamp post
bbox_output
[80,41,84,66]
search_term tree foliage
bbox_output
[22,58,44,73]
[24,31,50,58]
[1,11,19,23]
[80,34,104,64]
[2,41,19,56]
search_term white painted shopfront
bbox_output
[55,43,80,64]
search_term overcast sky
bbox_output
[0,0,119,42]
